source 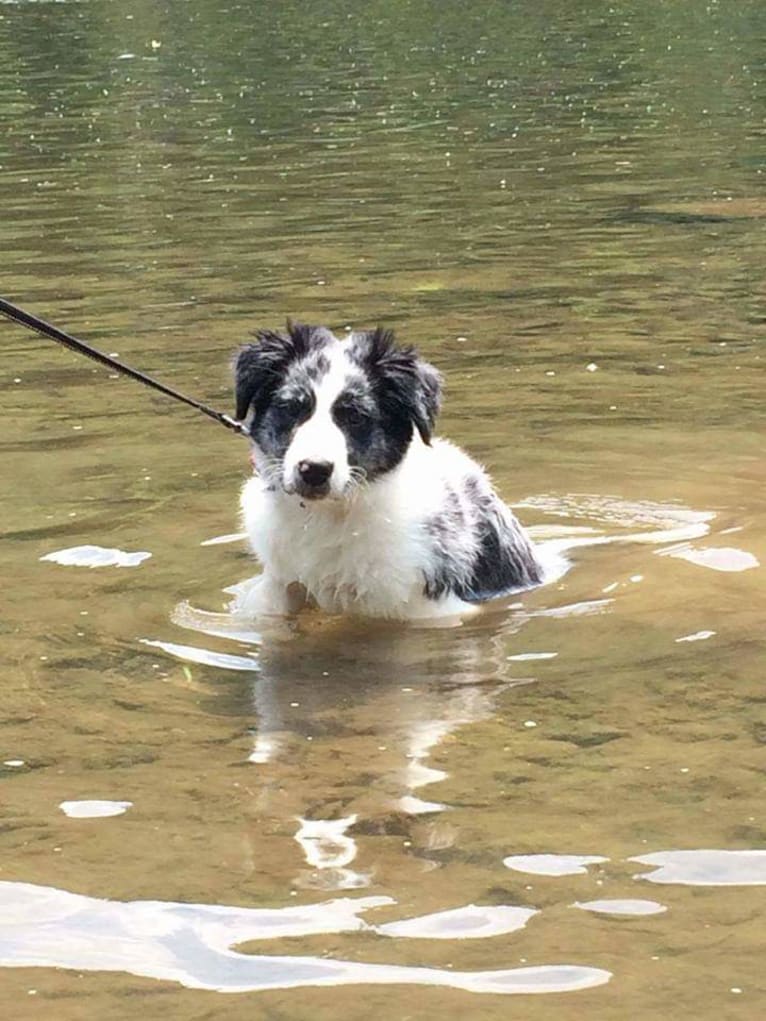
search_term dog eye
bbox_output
[275,395,308,418]
[335,403,370,428]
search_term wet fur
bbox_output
[234,322,541,620]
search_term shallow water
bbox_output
[0,1,764,1018]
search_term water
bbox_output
[0,0,764,1017]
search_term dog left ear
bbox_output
[233,328,295,421]
[357,328,442,445]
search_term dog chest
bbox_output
[241,477,427,614]
[278,506,424,613]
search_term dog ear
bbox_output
[412,357,442,444]
[355,328,442,445]
[234,321,337,421]
[233,327,296,421]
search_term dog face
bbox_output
[234,323,441,501]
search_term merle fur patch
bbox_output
[348,328,441,446]
[423,472,541,601]
[234,321,333,422]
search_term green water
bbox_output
[0,1,764,1018]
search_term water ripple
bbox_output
[140,638,259,672]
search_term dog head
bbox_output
[234,322,441,501]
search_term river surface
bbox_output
[0,1,764,1019]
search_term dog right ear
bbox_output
[233,328,295,421]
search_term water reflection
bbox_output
[574,900,667,917]
[632,851,766,886]
[656,545,760,573]
[294,815,370,891]
[0,881,610,995]
[59,800,132,819]
[140,637,260,672]
[504,854,608,877]
[40,544,151,568]
[376,904,538,939]
[674,630,716,644]
[234,613,525,872]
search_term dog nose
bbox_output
[297,459,333,487]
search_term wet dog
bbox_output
[234,322,541,619]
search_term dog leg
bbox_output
[231,572,301,617]
[403,589,481,623]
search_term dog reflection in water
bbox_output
[173,596,533,893]
[251,616,530,891]
[234,322,541,622]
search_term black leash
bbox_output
[0,296,249,437]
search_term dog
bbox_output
[234,322,541,620]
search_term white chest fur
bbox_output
[240,438,477,618]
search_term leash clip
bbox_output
[220,413,250,437]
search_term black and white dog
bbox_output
[234,322,541,620]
